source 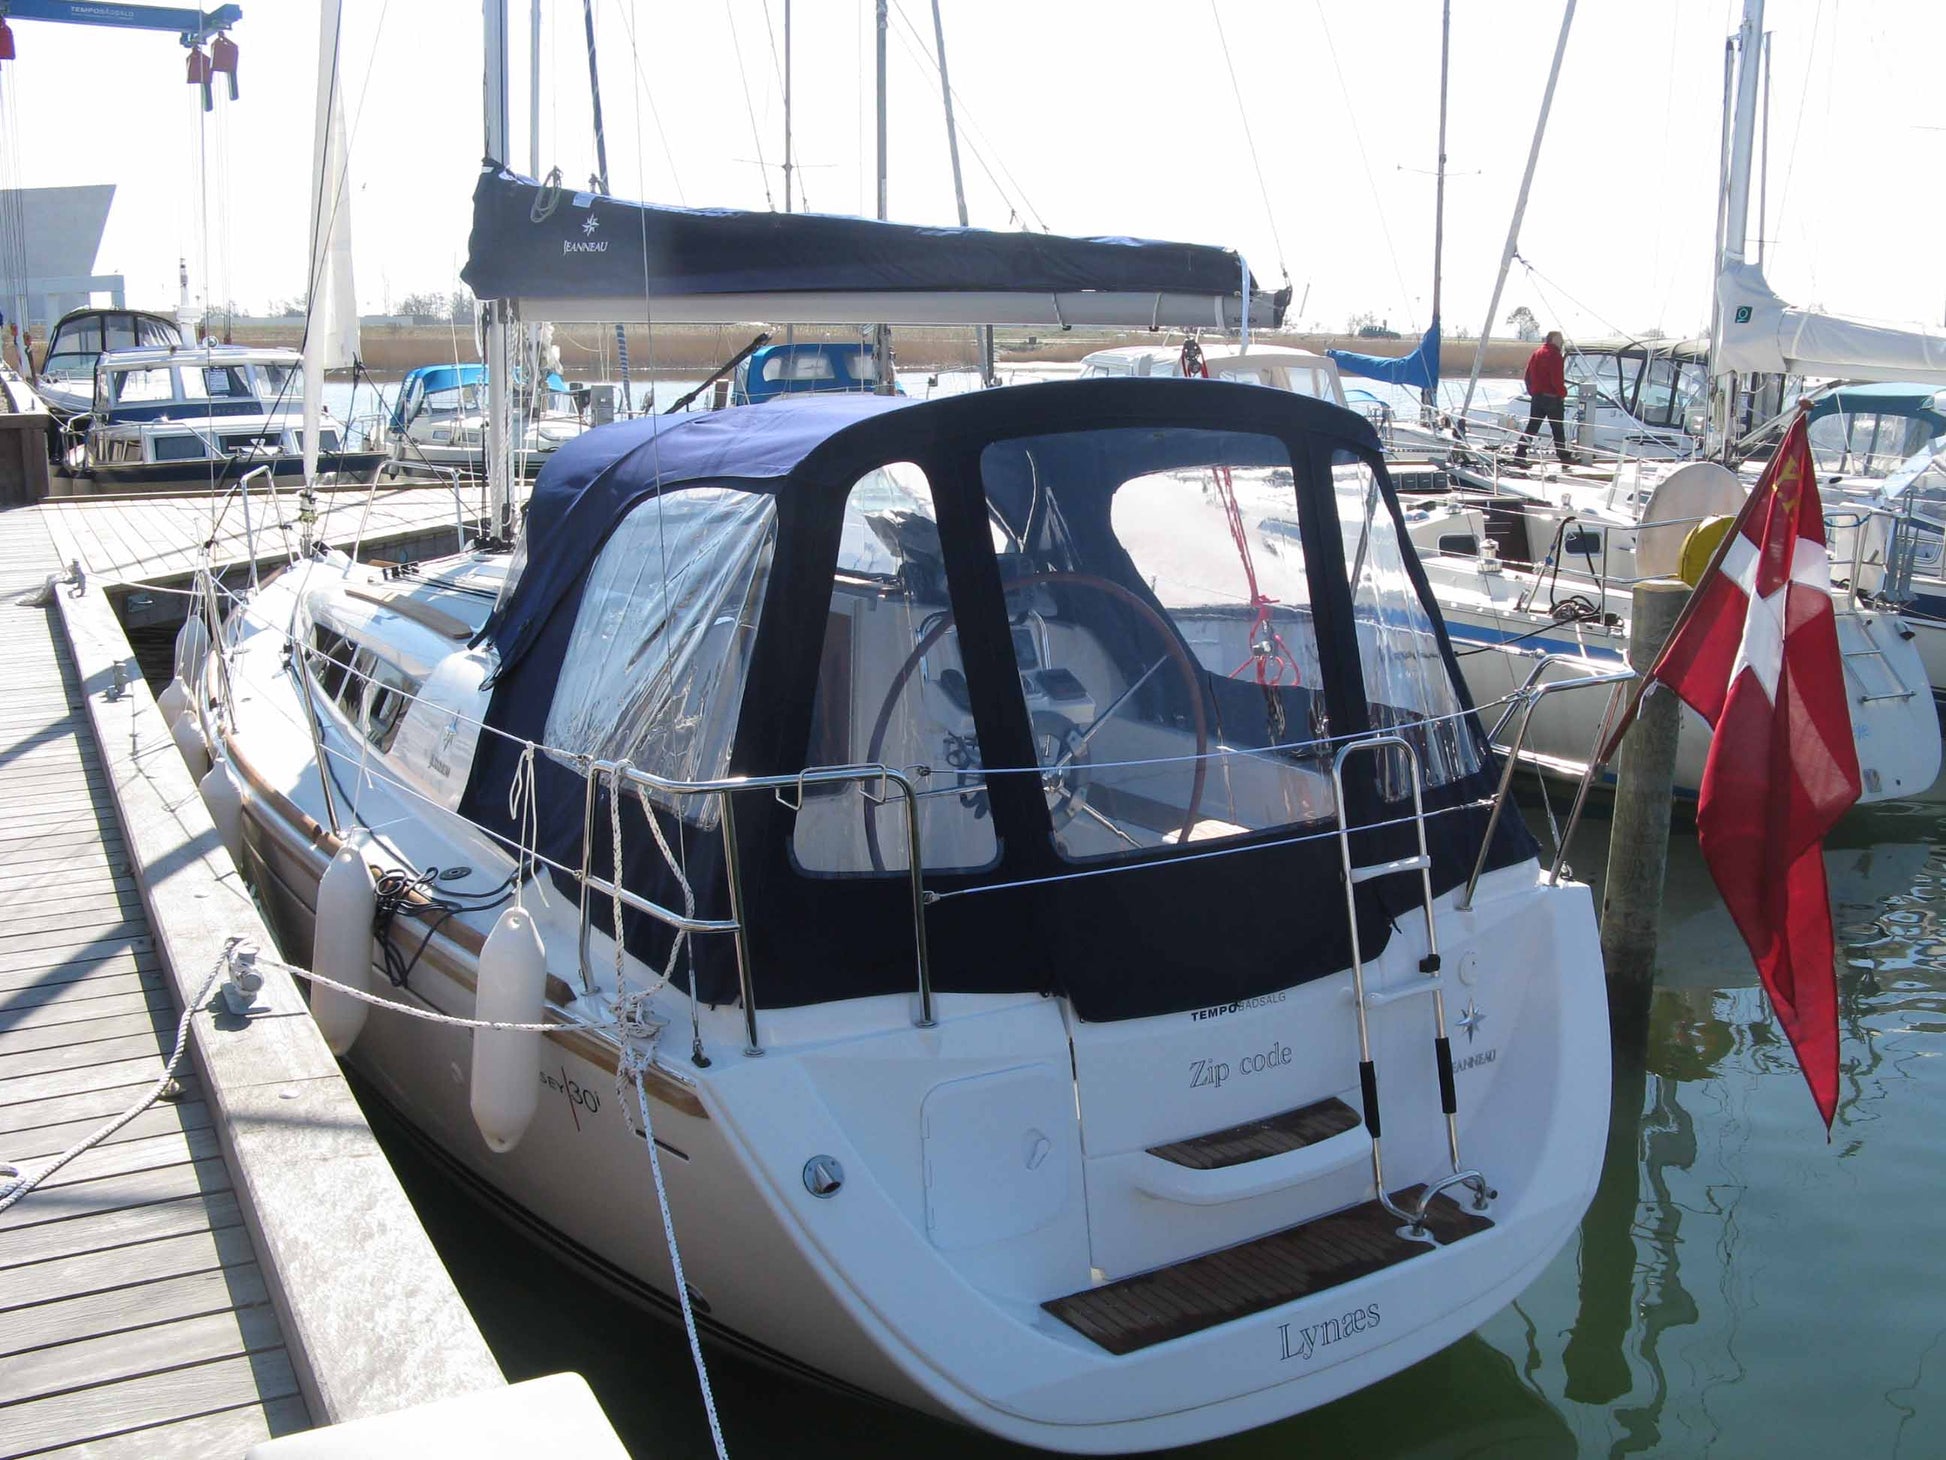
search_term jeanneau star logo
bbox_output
[1457,998,1486,1044]
[582,212,600,237]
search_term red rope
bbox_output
[1180,341,1301,687]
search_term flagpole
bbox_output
[1591,402,1808,764]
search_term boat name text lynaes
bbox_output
[1189,990,1288,1023]
[1278,1304,1381,1362]
[1189,1042,1292,1091]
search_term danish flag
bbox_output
[1647,408,1858,1127]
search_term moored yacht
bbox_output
[387,361,587,478]
[202,376,1611,1450]
[31,305,183,422]
[58,343,383,493]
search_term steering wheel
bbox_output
[862,571,1211,872]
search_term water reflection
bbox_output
[350,784,1946,1458]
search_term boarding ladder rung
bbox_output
[1842,616,1919,705]
[1330,734,1494,1235]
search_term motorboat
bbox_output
[57,343,383,493]
[31,306,183,422]
[181,150,1616,1447]
[387,361,587,479]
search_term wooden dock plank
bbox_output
[0,1186,233,1272]
[31,1392,311,1459]
[0,1303,286,1408]
[3,1096,211,1168]
[1,1347,300,1455]
[1,1222,260,1323]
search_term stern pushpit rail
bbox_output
[575,758,935,1057]
[1331,734,1492,1236]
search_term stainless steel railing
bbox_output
[575,758,935,1056]
[1463,654,1638,910]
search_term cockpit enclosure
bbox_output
[462,381,1534,1022]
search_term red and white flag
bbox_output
[1646,408,1859,1127]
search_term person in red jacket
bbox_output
[1515,330,1573,465]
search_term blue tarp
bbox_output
[461,166,1278,316]
[1327,317,1441,393]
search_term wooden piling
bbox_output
[1599,579,1690,1058]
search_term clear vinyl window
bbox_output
[544,486,777,825]
[793,463,999,876]
[982,427,1338,863]
[1332,449,1484,793]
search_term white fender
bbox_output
[199,760,246,867]
[170,706,210,780]
[312,847,376,1055]
[157,675,190,731]
[470,904,548,1154]
[174,614,211,689]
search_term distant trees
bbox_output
[392,288,477,324]
[1505,306,1540,342]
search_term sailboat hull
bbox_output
[220,708,1608,1450]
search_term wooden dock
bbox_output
[0,508,306,1455]
[41,482,482,607]
[0,501,510,1455]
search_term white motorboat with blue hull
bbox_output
[198,371,1613,1450]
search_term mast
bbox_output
[1459,0,1574,424]
[1425,0,1449,419]
[1721,0,1765,268]
[930,0,993,387]
[579,0,630,411]
[1710,0,1764,456]
[783,0,793,214]
[873,0,893,394]
[484,0,513,537]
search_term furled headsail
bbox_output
[461,167,1288,330]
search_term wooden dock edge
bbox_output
[53,576,508,1427]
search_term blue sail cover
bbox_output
[460,167,1285,327]
[1327,317,1442,393]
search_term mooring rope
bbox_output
[0,942,233,1213]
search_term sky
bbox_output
[2,0,1942,344]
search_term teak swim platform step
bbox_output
[1146,1096,1362,1171]
[1044,1188,1493,1357]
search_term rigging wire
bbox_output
[1768,0,1826,280]
[1309,0,1417,329]
[1209,0,1289,283]
[605,1,686,204]
[883,0,1047,230]
[725,5,775,209]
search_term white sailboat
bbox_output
[172,5,1618,1449]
